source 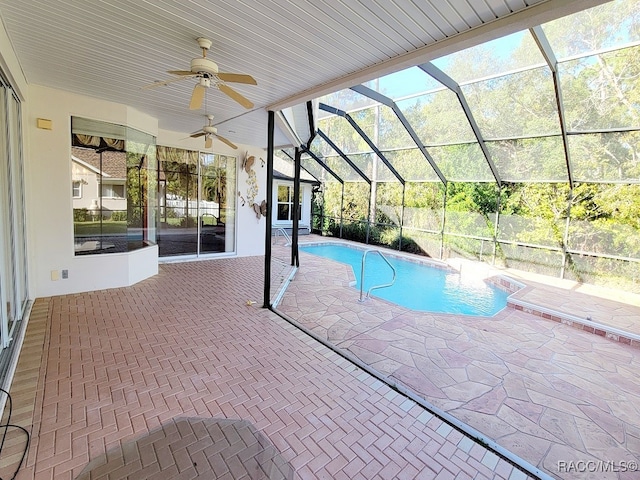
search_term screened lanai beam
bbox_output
[316,129,372,185]
[530,25,574,188]
[318,103,405,186]
[305,100,316,149]
[280,148,322,183]
[263,110,275,308]
[299,147,345,185]
[350,84,447,184]
[419,62,502,187]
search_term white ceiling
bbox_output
[0,0,606,148]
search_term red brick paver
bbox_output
[1,256,524,479]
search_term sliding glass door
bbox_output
[157,147,199,256]
[200,153,236,254]
[0,75,28,350]
[157,147,236,257]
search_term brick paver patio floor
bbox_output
[0,256,529,480]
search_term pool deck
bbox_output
[274,235,640,479]
[1,256,528,480]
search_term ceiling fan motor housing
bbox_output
[190,57,219,76]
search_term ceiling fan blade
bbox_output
[205,136,213,149]
[214,134,238,150]
[218,84,254,109]
[168,70,196,76]
[190,132,205,138]
[142,75,192,89]
[189,84,206,110]
[217,73,257,85]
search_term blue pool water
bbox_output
[300,243,508,316]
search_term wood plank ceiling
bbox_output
[0,0,604,148]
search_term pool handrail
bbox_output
[359,249,396,302]
[273,227,291,246]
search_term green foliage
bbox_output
[180,216,198,228]
[164,207,179,218]
[330,221,370,243]
[381,229,428,256]
[73,208,89,222]
[446,182,500,215]
[110,211,127,221]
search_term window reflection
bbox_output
[156,147,236,257]
[71,118,157,255]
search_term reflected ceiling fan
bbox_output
[143,37,256,110]
[191,115,237,149]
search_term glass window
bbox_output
[100,183,125,198]
[72,117,156,256]
[276,185,301,221]
[156,148,236,257]
[72,180,82,198]
[0,79,30,346]
[200,153,236,255]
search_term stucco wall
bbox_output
[24,85,160,296]
[21,87,267,297]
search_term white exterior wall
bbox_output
[235,151,268,256]
[24,85,160,297]
[22,91,268,297]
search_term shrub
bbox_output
[110,211,127,221]
[73,208,89,222]
[180,216,197,228]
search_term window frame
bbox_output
[72,180,82,198]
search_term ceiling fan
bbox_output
[191,115,237,150]
[144,37,257,110]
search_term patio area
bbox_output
[1,255,527,480]
[273,236,640,479]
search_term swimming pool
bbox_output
[300,243,508,316]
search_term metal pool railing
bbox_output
[273,227,291,246]
[359,249,397,302]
